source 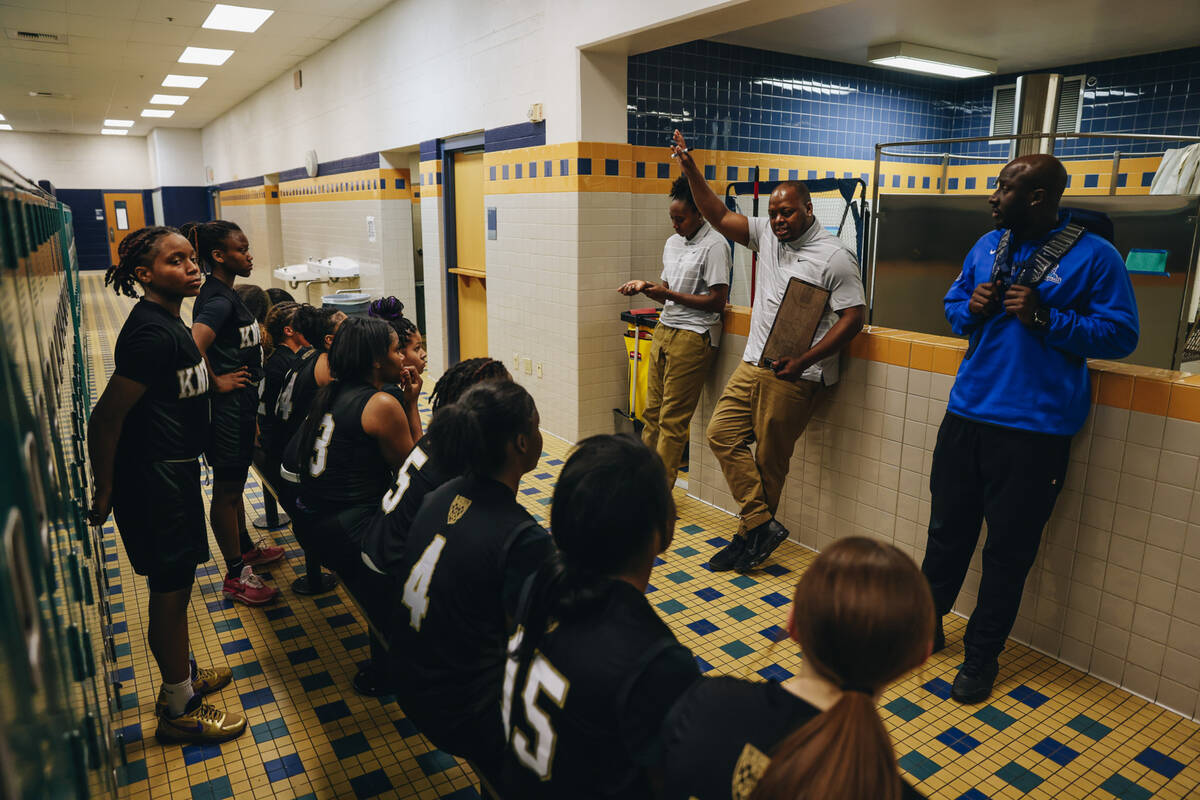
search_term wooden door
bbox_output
[102,193,146,266]
[451,151,487,359]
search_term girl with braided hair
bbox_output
[254,301,309,503]
[368,296,427,441]
[187,220,281,606]
[88,226,245,745]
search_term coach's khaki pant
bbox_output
[641,325,715,488]
[706,361,820,535]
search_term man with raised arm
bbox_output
[924,153,1138,703]
[670,130,866,573]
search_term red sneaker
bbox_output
[222,566,279,606]
[242,541,285,566]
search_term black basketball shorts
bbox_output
[207,386,257,475]
[111,458,209,589]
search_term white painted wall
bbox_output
[147,128,206,187]
[0,132,151,189]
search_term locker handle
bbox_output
[83,713,100,769]
[82,626,96,678]
[68,549,84,600]
[81,563,95,606]
[67,624,85,681]
[66,729,87,800]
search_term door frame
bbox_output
[440,131,485,365]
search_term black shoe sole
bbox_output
[736,528,789,572]
[950,684,994,704]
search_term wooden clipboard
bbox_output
[759,277,830,370]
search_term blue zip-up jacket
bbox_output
[945,212,1139,436]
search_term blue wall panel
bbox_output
[56,189,109,270]
[160,186,209,228]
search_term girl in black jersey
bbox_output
[187,220,280,606]
[293,316,418,693]
[87,226,245,745]
[359,356,511,578]
[368,296,428,424]
[499,434,698,799]
[254,301,309,501]
[388,380,554,779]
[661,537,935,800]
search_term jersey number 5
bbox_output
[401,534,445,631]
[381,446,429,513]
[309,413,335,476]
[502,629,570,781]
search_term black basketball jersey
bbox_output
[359,434,455,576]
[258,345,308,453]
[192,277,263,381]
[499,580,699,799]
[272,349,319,464]
[661,678,927,800]
[389,475,554,745]
[298,382,391,513]
[112,299,210,463]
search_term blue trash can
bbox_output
[321,291,371,318]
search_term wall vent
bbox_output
[6,30,68,45]
[991,75,1085,136]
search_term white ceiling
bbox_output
[0,0,394,136]
[713,0,1200,76]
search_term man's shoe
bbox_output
[951,656,999,704]
[708,535,748,572]
[222,565,280,606]
[933,617,946,653]
[156,695,247,744]
[242,541,285,566]
[735,519,790,573]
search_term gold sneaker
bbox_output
[153,665,233,716]
[156,699,246,744]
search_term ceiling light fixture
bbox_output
[0,113,5,120]
[202,4,274,33]
[163,74,208,88]
[150,94,189,106]
[141,109,175,118]
[0,124,12,131]
[868,42,996,79]
[104,119,134,127]
[179,46,234,65]
[101,129,128,136]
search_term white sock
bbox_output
[162,677,195,718]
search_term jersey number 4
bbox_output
[502,629,570,781]
[401,534,445,631]
[381,446,429,513]
[309,413,335,476]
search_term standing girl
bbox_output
[255,301,308,500]
[88,226,245,744]
[661,537,933,800]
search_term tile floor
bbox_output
[81,275,1200,800]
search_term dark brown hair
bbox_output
[104,226,181,298]
[263,301,301,353]
[749,537,934,800]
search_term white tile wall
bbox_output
[220,202,282,292]
[420,195,448,378]
[686,346,1200,721]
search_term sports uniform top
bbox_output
[500,579,699,799]
[192,277,263,381]
[113,299,210,463]
[298,382,392,515]
[258,345,308,453]
[359,434,454,576]
[389,475,554,755]
[661,677,927,800]
[273,350,320,468]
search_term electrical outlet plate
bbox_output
[522,357,532,375]
[536,362,543,379]
[513,352,520,369]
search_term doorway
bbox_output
[449,150,487,359]
[102,193,146,266]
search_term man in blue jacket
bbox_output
[924,154,1139,703]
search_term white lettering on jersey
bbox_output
[176,362,210,399]
[239,323,262,350]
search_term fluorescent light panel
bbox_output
[0,124,12,131]
[104,119,134,127]
[0,113,5,120]
[179,46,234,65]
[163,74,208,88]
[868,42,996,79]
[101,129,128,136]
[150,94,189,106]
[141,109,175,118]
[202,4,274,33]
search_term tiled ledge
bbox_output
[721,306,1200,422]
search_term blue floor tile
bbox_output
[1033,737,1079,766]
[239,687,275,709]
[220,638,252,655]
[288,647,319,665]
[264,753,305,782]
[937,726,981,754]
[113,666,134,682]
[728,575,758,589]
[315,700,351,723]
[274,624,306,641]
[326,613,356,628]
[182,742,223,765]
[264,605,295,621]
[116,722,142,744]
[212,617,243,634]
[1133,747,1184,779]
[694,587,723,601]
[725,605,756,621]
[665,571,693,584]
[350,769,393,799]
[758,624,784,641]
[113,642,132,657]
[300,671,334,692]
[681,524,704,534]
[695,656,715,673]
[760,591,790,607]
[230,661,263,680]
[250,718,289,744]
[190,775,233,800]
[705,536,730,548]
[758,664,793,681]
[898,751,941,781]
[761,564,791,577]
[332,733,371,760]
[687,619,719,635]
[393,717,418,737]
[720,640,754,658]
[995,761,1043,793]
[1066,714,1111,740]
[205,599,234,613]
[314,595,343,608]
[956,790,990,800]
[342,633,369,650]
[1008,684,1049,708]
[656,599,686,614]
[1098,774,1152,800]
[975,705,1017,731]
[417,749,458,776]
[116,759,148,786]
[884,697,925,722]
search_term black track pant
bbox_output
[922,413,1071,661]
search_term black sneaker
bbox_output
[951,656,999,704]
[933,616,945,653]
[734,519,790,573]
[707,535,748,572]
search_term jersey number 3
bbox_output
[401,534,445,631]
[309,413,335,476]
[502,629,569,781]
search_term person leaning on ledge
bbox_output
[922,153,1139,704]
[670,129,867,574]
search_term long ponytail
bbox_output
[748,537,934,800]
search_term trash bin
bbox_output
[321,290,372,318]
[614,308,659,432]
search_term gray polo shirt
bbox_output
[658,222,731,346]
[743,217,864,385]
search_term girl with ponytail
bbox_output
[498,434,699,799]
[388,380,554,780]
[661,536,934,800]
[367,295,425,441]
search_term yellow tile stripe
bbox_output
[218,184,278,207]
[278,167,411,204]
[419,159,441,198]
